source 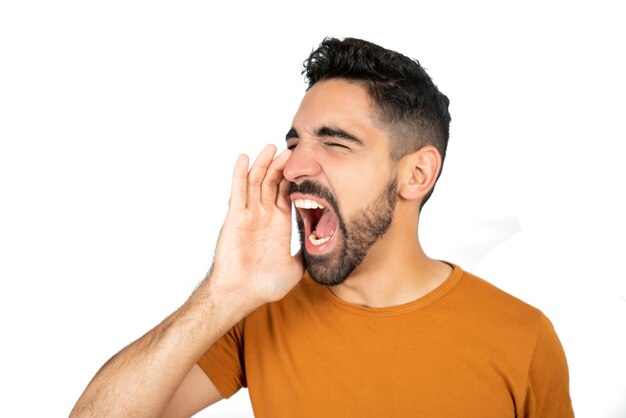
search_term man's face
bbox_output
[285,79,398,286]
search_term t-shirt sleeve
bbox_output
[197,318,246,399]
[524,312,575,417]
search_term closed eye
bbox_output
[325,142,350,149]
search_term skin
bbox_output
[285,78,452,307]
[70,78,451,417]
[71,145,299,418]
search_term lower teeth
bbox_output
[309,233,330,246]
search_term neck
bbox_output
[328,212,453,308]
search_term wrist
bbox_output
[193,275,260,325]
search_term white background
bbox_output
[1,1,625,417]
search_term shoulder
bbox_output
[437,265,554,351]
[455,267,544,323]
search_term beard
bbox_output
[289,176,398,286]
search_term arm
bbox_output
[70,145,302,418]
[161,364,224,418]
[523,313,575,417]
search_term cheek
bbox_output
[328,163,391,217]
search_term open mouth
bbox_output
[291,194,340,254]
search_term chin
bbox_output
[301,244,360,287]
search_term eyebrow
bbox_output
[285,126,365,146]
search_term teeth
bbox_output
[294,199,324,209]
[309,233,331,246]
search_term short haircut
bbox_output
[302,37,451,208]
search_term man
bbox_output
[71,37,574,417]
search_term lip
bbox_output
[290,192,341,255]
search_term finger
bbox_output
[261,149,292,206]
[228,153,249,211]
[247,144,277,206]
[276,177,292,212]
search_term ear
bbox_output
[396,145,442,202]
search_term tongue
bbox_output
[314,209,338,239]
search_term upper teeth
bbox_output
[294,199,324,209]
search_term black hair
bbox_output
[302,37,451,208]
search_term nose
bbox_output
[283,141,322,183]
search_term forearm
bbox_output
[71,145,301,417]
[70,279,250,418]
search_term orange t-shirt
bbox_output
[198,264,574,417]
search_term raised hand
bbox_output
[208,144,303,310]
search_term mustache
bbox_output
[288,181,341,216]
